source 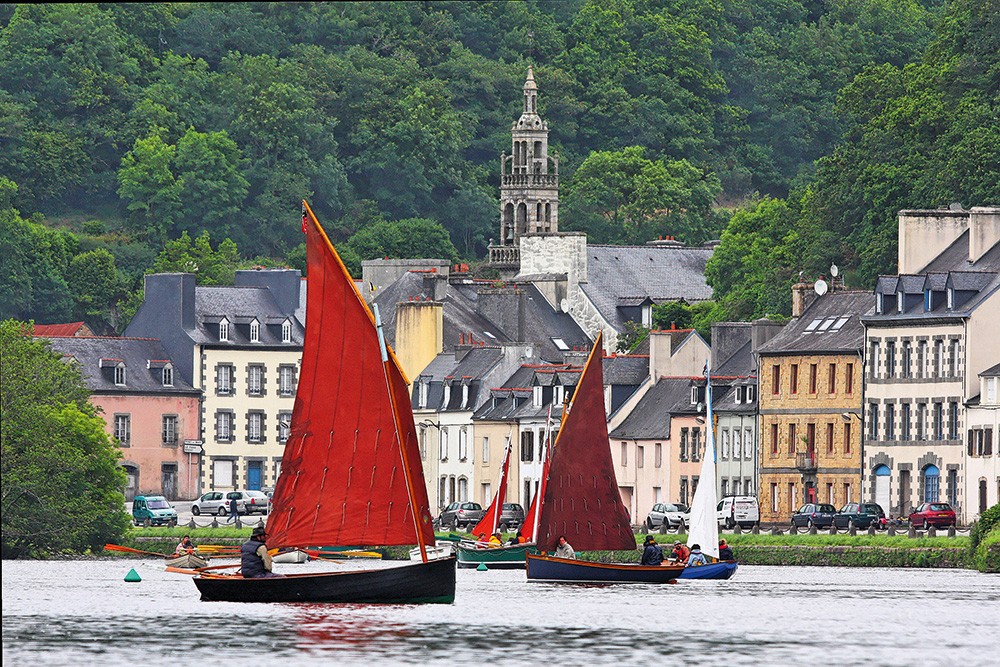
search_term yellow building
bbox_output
[756,289,873,523]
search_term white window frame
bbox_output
[162,414,178,445]
[248,412,263,443]
[250,319,260,343]
[114,363,126,386]
[482,436,489,464]
[162,364,173,387]
[279,365,295,396]
[458,428,468,462]
[216,411,233,442]
[248,365,263,396]
[744,428,753,459]
[533,385,542,407]
[278,411,292,443]
[213,459,234,488]
[217,364,233,395]
[282,319,292,343]
[114,414,131,445]
[219,319,230,342]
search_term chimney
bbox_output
[710,322,751,369]
[897,208,969,273]
[969,207,1000,264]
[751,318,785,353]
[235,269,302,316]
[394,300,443,382]
[790,282,816,318]
[649,330,675,379]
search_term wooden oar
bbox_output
[165,565,236,577]
[105,543,168,558]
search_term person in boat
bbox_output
[488,530,503,546]
[640,535,664,566]
[718,539,734,561]
[668,541,690,562]
[686,544,709,567]
[175,535,195,555]
[555,535,576,559]
[241,526,284,578]
[507,531,527,546]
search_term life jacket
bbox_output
[241,539,267,578]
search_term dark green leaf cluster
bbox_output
[1,320,131,557]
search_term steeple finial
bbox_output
[524,66,537,91]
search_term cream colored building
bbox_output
[966,365,999,519]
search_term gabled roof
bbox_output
[602,355,649,385]
[979,362,1000,378]
[41,336,198,394]
[609,378,694,439]
[921,230,1000,273]
[713,339,754,378]
[579,244,713,331]
[191,286,304,346]
[758,291,873,355]
[32,322,93,337]
[867,270,999,322]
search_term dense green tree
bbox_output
[65,248,125,333]
[1,320,130,557]
[116,134,180,241]
[173,128,250,239]
[342,217,460,277]
[151,230,242,286]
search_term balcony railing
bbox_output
[501,173,559,188]
[488,244,520,265]
[795,451,818,473]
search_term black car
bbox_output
[791,503,837,528]
[498,503,525,531]
[833,502,886,530]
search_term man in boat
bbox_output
[175,535,195,555]
[640,535,664,566]
[718,539,734,561]
[241,526,284,578]
[488,530,503,546]
[668,541,690,563]
[686,544,709,567]
[555,535,576,559]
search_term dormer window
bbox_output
[897,292,904,313]
[114,363,126,386]
[219,319,230,342]
[747,386,755,402]
[281,319,292,343]
[925,289,932,312]
[555,385,564,405]
[442,383,451,408]
[162,364,173,387]
[461,384,469,409]
[533,385,542,407]
[249,319,260,343]
[418,380,428,409]
[641,304,652,328]
[876,293,884,314]
[735,387,743,404]
[947,288,954,309]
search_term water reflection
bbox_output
[3,560,999,666]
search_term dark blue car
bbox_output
[833,502,886,530]
[791,503,837,528]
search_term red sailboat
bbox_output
[526,333,685,583]
[193,202,456,603]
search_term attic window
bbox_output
[831,317,849,331]
[818,318,835,332]
[925,290,932,312]
[162,364,174,387]
[219,319,230,342]
[804,319,822,333]
[461,384,469,409]
[282,319,292,343]
[418,380,428,409]
[947,288,954,309]
[250,319,260,343]
[747,386,755,402]
[876,293,884,314]
[735,387,743,404]
[114,363,127,386]
[897,292,904,313]
[552,337,570,351]
[442,383,451,409]
[533,386,542,407]
[484,331,497,339]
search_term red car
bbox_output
[908,502,956,529]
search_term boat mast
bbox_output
[374,301,429,563]
[530,403,553,543]
[491,438,513,536]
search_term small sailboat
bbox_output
[192,202,456,603]
[526,334,685,583]
[679,363,738,581]
[456,436,538,568]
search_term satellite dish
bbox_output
[830,263,839,278]
[560,298,569,313]
[697,401,705,413]
[814,279,829,296]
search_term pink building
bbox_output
[39,335,202,500]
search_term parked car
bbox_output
[717,496,760,529]
[437,502,485,530]
[645,503,691,529]
[833,502,887,530]
[243,490,271,515]
[132,495,178,526]
[498,503,525,531]
[791,503,837,528]
[192,490,270,516]
[191,491,232,516]
[908,502,956,529]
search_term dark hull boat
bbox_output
[527,554,684,583]
[194,555,457,603]
[678,560,738,580]
[192,202,453,604]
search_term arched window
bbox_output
[923,464,940,503]
[219,319,230,342]
[162,364,173,386]
[249,319,260,343]
[281,319,292,343]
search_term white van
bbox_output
[717,496,760,529]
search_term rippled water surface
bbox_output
[3,560,999,666]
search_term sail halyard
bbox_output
[470,437,512,539]
[265,202,434,551]
[523,404,554,542]
[534,332,635,553]
[686,362,720,559]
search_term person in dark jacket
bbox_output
[241,526,284,578]
[226,496,239,524]
[718,539,734,561]
[640,535,664,566]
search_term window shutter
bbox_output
[968,429,974,456]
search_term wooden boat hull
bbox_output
[271,549,310,564]
[526,554,685,583]
[165,553,208,569]
[678,560,738,580]
[408,542,456,562]
[456,543,536,569]
[193,555,457,604]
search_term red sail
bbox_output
[266,202,435,550]
[534,332,636,553]
[470,440,512,539]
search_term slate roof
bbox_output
[979,362,1000,378]
[609,378,692,439]
[412,347,509,413]
[602,355,649,384]
[867,270,1000,322]
[921,230,1000,273]
[713,339,754,377]
[191,286,304,346]
[579,244,713,330]
[758,291,873,355]
[42,336,199,395]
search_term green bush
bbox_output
[973,528,1000,573]
[970,503,1000,551]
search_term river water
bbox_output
[2,559,998,666]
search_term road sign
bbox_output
[183,443,203,454]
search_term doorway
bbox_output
[123,465,139,501]
[161,464,177,499]
[247,460,263,491]
[874,465,891,512]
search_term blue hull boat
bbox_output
[678,560,738,580]
[526,554,685,583]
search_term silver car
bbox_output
[645,503,691,530]
[192,491,231,516]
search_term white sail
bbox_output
[687,362,719,560]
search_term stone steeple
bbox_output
[498,66,559,248]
